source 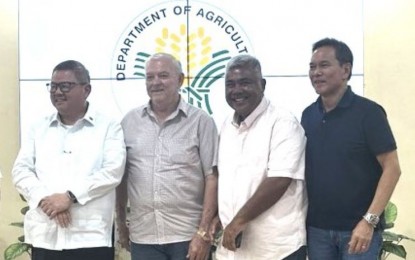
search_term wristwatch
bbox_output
[66,190,78,203]
[363,212,380,228]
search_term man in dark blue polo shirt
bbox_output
[301,38,401,259]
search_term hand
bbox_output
[54,210,72,228]
[222,218,246,251]
[348,219,374,254]
[40,193,72,219]
[117,221,131,252]
[209,215,222,242]
[187,233,211,260]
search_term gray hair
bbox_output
[226,54,263,78]
[147,53,183,74]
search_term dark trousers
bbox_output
[283,246,307,260]
[130,241,190,260]
[31,246,114,260]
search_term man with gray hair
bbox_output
[116,53,219,260]
[212,54,307,259]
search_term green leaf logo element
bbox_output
[184,50,231,114]
[133,52,151,78]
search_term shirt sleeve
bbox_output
[363,103,397,155]
[68,120,126,205]
[267,116,306,180]
[198,114,219,177]
[12,121,50,209]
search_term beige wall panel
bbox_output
[364,0,415,258]
[0,0,28,259]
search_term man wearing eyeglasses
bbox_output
[12,60,126,260]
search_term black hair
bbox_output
[53,60,90,83]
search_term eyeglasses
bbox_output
[46,82,85,93]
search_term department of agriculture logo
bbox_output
[111,0,253,115]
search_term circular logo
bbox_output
[111,0,253,116]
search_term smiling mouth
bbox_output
[54,98,67,103]
[232,96,248,103]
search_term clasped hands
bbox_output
[39,193,73,228]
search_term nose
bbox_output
[233,82,248,91]
[53,87,64,95]
[149,76,162,86]
[310,67,322,77]
[153,76,161,82]
[227,85,244,95]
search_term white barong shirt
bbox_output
[12,104,126,250]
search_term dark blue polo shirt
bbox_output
[301,86,396,230]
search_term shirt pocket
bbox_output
[166,138,198,165]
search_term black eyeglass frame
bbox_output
[46,81,86,93]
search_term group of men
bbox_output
[12,37,401,260]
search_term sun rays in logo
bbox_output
[133,24,231,114]
[155,24,214,86]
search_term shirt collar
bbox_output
[317,85,354,112]
[48,102,95,126]
[232,97,269,128]
[143,97,189,119]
